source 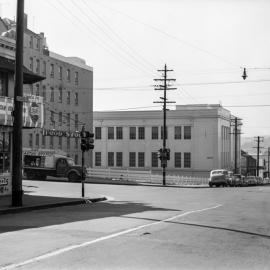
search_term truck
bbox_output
[23,150,84,181]
[208,169,233,187]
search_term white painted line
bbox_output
[0,204,222,270]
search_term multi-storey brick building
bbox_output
[93,105,241,177]
[0,15,93,166]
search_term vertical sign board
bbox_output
[0,173,11,196]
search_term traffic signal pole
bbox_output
[154,64,176,186]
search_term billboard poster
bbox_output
[0,95,44,128]
[0,173,11,196]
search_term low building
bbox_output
[93,104,241,177]
[241,150,256,176]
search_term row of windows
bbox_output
[29,134,79,149]
[94,152,191,168]
[30,84,79,105]
[29,57,79,84]
[95,126,192,140]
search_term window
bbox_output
[36,84,40,96]
[75,154,78,164]
[116,127,123,139]
[184,126,191,140]
[138,152,145,167]
[35,134,39,147]
[29,84,33,95]
[50,64,54,78]
[138,127,145,140]
[67,138,70,149]
[36,59,40,74]
[67,69,71,82]
[75,71,78,85]
[75,92,78,105]
[59,88,63,103]
[42,86,46,100]
[75,114,78,130]
[0,72,8,96]
[42,135,46,148]
[67,91,71,104]
[184,152,191,168]
[29,57,33,71]
[0,132,11,173]
[108,152,114,167]
[36,38,40,50]
[95,152,101,166]
[116,152,123,167]
[43,61,46,76]
[50,111,55,126]
[152,152,158,167]
[66,113,70,127]
[175,152,181,168]
[75,138,78,149]
[108,127,114,139]
[50,87,54,102]
[175,126,181,139]
[95,127,101,140]
[50,136,54,148]
[29,36,33,48]
[58,112,62,126]
[129,127,136,140]
[29,133,33,147]
[152,126,158,140]
[161,126,167,139]
[59,66,62,80]
[129,152,136,167]
[58,137,62,149]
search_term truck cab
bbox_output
[23,153,84,181]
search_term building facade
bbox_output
[0,15,94,166]
[93,105,241,177]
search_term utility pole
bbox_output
[230,117,242,174]
[153,64,176,186]
[12,0,24,206]
[253,136,264,177]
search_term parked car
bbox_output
[231,174,244,187]
[209,169,231,187]
[245,176,257,186]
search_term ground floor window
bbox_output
[116,152,123,167]
[138,152,145,167]
[0,132,10,173]
[108,152,114,167]
[151,152,158,167]
[95,152,101,166]
[184,152,191,168]
[175,152,181,168]
[129,152,136,167]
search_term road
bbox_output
[1,181,270,270]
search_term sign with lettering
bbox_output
[42,129,81,138]
[0,173,11,196]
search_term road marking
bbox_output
[0,204,222,270]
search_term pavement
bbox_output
[0,180,107,215]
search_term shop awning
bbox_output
[0,55,45,84]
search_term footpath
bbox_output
[0,180,107,215]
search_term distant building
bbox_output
[93,104,241,177]
[0,14,94,166]
[241,150,256,176]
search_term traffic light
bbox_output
[80,130,94,152]
[157,148,163,160]
[242,68,247,80]
[165,148,170,160]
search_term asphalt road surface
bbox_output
[1,182,270,270]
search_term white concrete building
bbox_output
[93,104,241,177]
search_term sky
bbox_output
[1,0,270,138]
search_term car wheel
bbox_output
[68,172,81,182]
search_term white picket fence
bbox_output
[86,168,209,186]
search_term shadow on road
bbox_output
[0,199,180,234]
[122,215,270,240]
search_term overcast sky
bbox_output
[1,0,270,138]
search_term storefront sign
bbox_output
[42,129,81,138]
[0,95,44,128]
[0,173,11,196]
